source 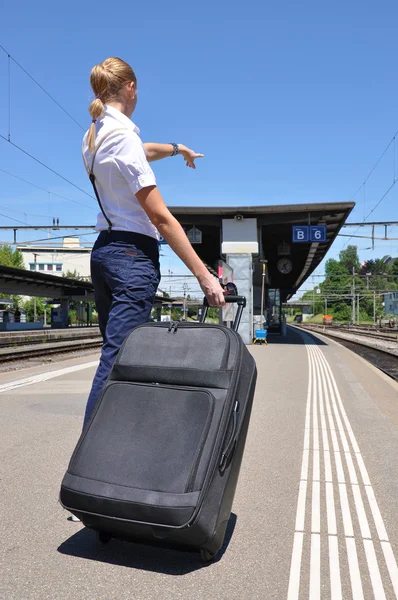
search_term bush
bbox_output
[22,297,45,322]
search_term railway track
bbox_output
[0,336,102,363]
[301,323,398,342]
[297,324,398,382]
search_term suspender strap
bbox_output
[83,128,126,233]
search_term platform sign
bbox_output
[292,225,327,243]
[292,226,309,243]
[310,225,327,242]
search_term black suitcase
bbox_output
[60,295,257,562]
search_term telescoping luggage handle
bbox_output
[200,295,246,332]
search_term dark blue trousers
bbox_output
[83,230,160,427]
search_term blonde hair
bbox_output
[87,57,137,152]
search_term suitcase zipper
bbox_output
[185,394,215,493]
[165,322,230,368]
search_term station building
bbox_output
[17,237,91,278]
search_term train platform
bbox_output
[1,326,398,599]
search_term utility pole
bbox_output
[183,282,189,321]
[357,294,360,324]
[352,267,356,324]
[373,290,376,324]
[312,276,315,317]
[324,297,327,315]
[260,263,266,325]
[33,253,38,322]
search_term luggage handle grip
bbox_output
[219,401,239,474]
[203,295,246,308]
[200,296,246,332]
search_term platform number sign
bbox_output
[292,225,327,243]
[310,225,327,242]
[292,226,309,242]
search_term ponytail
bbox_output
[87,57,137,152]
[87,97,104,152]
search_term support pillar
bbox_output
[226,253,253,344]
[61,299,70,328]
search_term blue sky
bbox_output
[1,0,398,296]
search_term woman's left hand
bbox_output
[178,145,204,169]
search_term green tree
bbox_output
[0,245,25,305]
[392,258,398,278]
[22,297,45,322]
[62,269,89,281]
[360,258,397,292]
[339,245,360,275]
[0,245,24,269]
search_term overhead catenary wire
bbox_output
[0,212,70,242]
[0,204,56,220]
[342,180,397,248]
[0,167,96,211]
[12,231,97,245]
[0,44,85,132]
[349,133,398,202]
[7,51,11,141]
[0,45,95,214]
[343,127,398,249]
[0,134,95,203]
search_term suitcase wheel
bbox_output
[97,531,112,544]
[200,549,216,563]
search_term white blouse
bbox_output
[82,105,159,240]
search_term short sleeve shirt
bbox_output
[82,105,159,239]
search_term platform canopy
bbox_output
[0,265,164,306]
[170,201,354,301]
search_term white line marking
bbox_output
[381,541,398,598]
[345,452,358,485]
[363,538,386,599]
[295,481,308,532]
[329,427,339,451]
[317,349,361,454]
[287,532,305,600]
[0,360,98,394]
[315,347,393,549]
[287,342,313,599]
[299,337,398,600]
[313,343,398,599]
[309,533,321,600]
[312,364,319,452]
[324,450,333,483]
[351,484,371,540]
[320,410,329,439]
[334,450,346,484]
[338,483,354,538]
[313,449,320,482]
[300,448,309,481]
[325,482,337,535]
[323,450,333,481]
[312,481,320,533]
[304,425,310,450]
[346,537,365,600]
[365,485,389,542]
[328,535,342,600]
[313,424,319,450]
[355,453,371,486]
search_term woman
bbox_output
[82,57,225,427]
